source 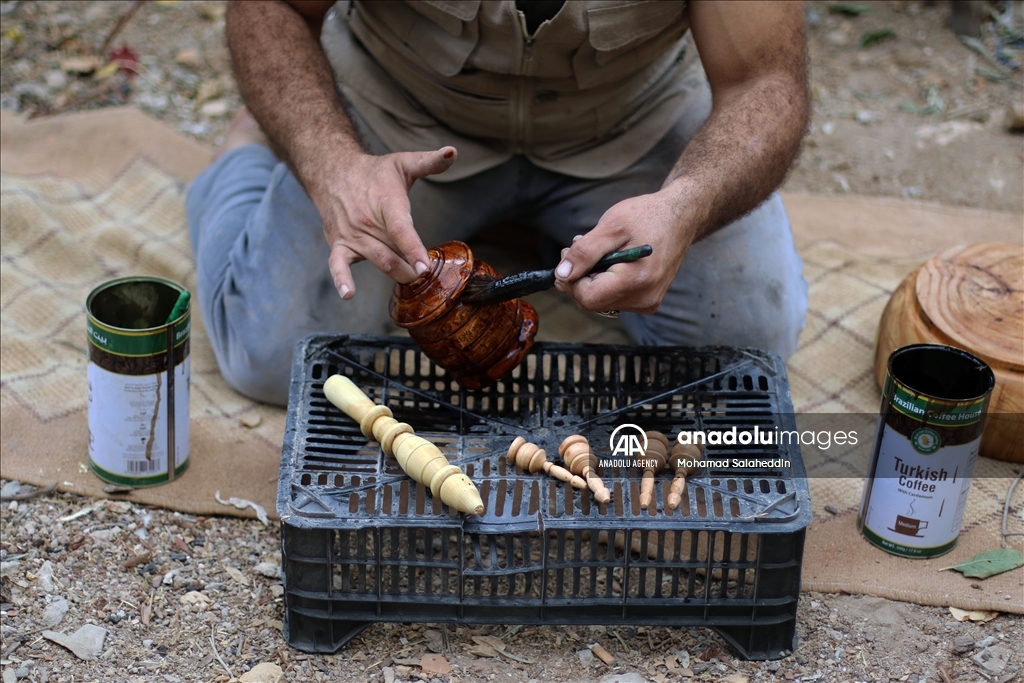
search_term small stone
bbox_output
[143,639,153,648]
[200,99,230,117]
[973,646,1011,675]
[238,662,284,683]
[42,624,107,660]
[1,669,14,683]
[195,79,222,105]
[14,667,28,679]
[239,411,262,428]
[175,49,202,69]
[36,561,55,593]
[598,674,645,683]
[41,597,69,627]
[975,636,997,649]
[824,505,839,515]
[253,562,280,578]
[577,648,595,666]
[89,528,121,543]
[0,481,21,498]
[44,70,67,91]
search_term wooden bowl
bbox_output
[874,243,1023,462]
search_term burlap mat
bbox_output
[1,107,1021,613]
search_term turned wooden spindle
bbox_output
[506,436,587,489]
[666,441,702,512]
[323,375,484,515]
[639,431,670,510]
[558,435,611,504]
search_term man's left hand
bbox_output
[553,183,695,313]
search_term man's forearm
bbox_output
[661,70,809,243]
[664,1,809,244]
[226,1,363,203]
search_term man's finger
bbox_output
[379,195,430,278]
[328,241,357,300]
[399,146,458,184]
[555,231,626,284]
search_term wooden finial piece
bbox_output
[507,437,587,489]
[323,375,484,515]
[558,435,611,504]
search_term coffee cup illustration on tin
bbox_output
[890,515,929,537]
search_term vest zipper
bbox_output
[515,36,534,154]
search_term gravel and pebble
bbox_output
[1,482,1021,682]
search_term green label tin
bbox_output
[858,344,994,558]
[86,276,191,486]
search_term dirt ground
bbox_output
[1,1,1023,682]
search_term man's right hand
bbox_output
[227,1,458,301]
[316,146,458,299]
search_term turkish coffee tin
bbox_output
[858,344,994,558]
[86,276,190,486]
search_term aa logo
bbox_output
[610,424,648,458]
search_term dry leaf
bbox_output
[94,61,119,80]
[179,591,211,606]
[665,654,679,670]
[472,635,506,651]
[214,491,269,525]
[949,606,999,622]
[468,644,499,658]
[225,566,248,586]
[139,604,152,627]
[420,654,452,676]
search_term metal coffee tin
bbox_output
[858,344,994,558]
[86,276,190,486]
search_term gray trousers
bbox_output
[187,114,807,405]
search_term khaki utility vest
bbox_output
[322,1,704,181]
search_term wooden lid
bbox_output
[915,243,1023,371]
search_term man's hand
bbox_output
[227,1,458,300]
[554,1,808,313]
[552,186,694,313]
[318,147,457,299]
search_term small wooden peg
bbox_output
[666,441,702,513]
[506,437,587,489]
[639,431,669,510]
[558,435,611,504]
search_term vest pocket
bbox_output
[573,0,687,88]
[357,0,482,78]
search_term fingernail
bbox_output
[555,260,572,279]
[443,148,455,159]
[572,234,583,243]
[339,284,351,299]
[415,261,428,275]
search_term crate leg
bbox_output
[284,609,372,654]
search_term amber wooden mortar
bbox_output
[390,241,539,390]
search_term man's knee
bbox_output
[216,333,294,406]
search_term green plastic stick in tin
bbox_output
[165,290,191,325]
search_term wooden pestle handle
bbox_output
[323,375,484,515]
[639,431,670,510]
[666,442,701,512]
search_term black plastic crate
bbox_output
[278,334,811,660]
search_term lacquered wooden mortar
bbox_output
[389,241,539,389]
